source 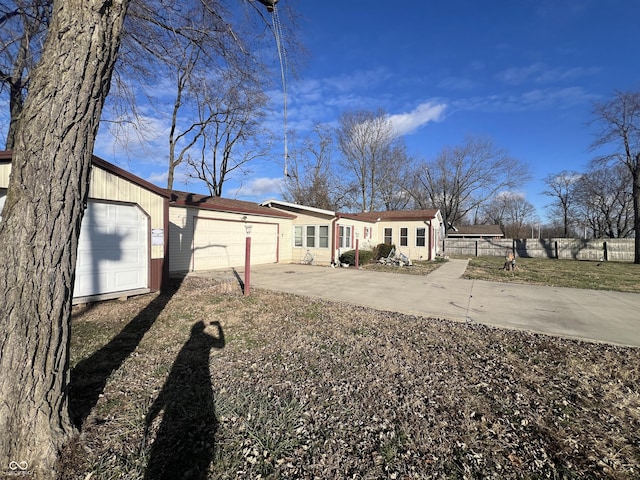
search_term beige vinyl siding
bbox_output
[1,162,166,259]
[287,211,334,265]
[89,167,165,259]
[374,219,442,261]
[0,162,10,187]
[348,220,381,250]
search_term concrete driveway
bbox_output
[215,260,640,347]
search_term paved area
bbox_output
[191,260,640,347]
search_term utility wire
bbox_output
[271,5,289,177]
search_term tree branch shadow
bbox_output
[68,276,185,429]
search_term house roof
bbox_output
[260,199,335,217]
[1,150,170,198]
[338,209,440,223]
[171,191,295,219]
[447,224,504,237]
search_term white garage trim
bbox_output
[191,216,278,270]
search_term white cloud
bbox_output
[147,171,168,185]
[389,102,447,136]
[496,63,599,86]
[452,87,597,113]
[230,176,284,199]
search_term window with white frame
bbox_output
[339,225,351,248]
[416,227,426,247]
[400,227,408,246]
[384,227,393,245]
[319,225,329,248]
[294,226,303,247]
[306,226,316,247]
[294,224,330,248]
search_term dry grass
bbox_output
[58,276,640,479]
[462,256,640,293]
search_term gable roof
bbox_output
[338,209,440,223]
[170,190,295,219]
[260,199,335,217]
[447,224,504,237]
[1,150,170,198]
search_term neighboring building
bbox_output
[0,151,170,303]
[261,200,444,264]
[168,191,295,273]
[446,224,504,239]
[338,210,444,261]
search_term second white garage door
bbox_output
[192,218,277,270]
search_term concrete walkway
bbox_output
[198,260,640,347]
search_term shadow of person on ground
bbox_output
[144,320,225,480]
[69,276,185,428]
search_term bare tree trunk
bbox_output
[633,156,640,264]
[0,1,129,478]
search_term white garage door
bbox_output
[0,194,148,299]
[192,218,277,270]
[74,201,148,298]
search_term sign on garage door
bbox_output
[192,218,277,270]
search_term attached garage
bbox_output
[0,151,169,303]
[192,218,277,270]
[169,191,294,273]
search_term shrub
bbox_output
[339,249,374,266]
[373,243,395,260]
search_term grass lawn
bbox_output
[460,256,640,293]
[60,276,640,479]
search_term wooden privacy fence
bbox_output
[443,238,636,262]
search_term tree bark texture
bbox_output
[0,0,129,478]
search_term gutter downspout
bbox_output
[427,219,433,260]
[331,214,340,265]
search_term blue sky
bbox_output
[4,1,637,220]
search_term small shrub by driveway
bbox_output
[61,278,640,479]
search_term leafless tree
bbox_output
[574,163,634,238]
[590,89,640,263]
[336,109,408,212]
[542,170,581,237]
[1,0,298,187]
[0,1,290,475]
[186,69,271,196]
[283,124,350,210]
[376,142,414,211]
[409,135,532,232]
[480,191,538,239]
[0,0,51,148]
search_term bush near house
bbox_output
[339,249,374,266]
[372,243,395,260]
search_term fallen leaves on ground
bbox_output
[61,277,640,479]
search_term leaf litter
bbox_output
[60,277,640,479]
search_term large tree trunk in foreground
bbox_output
[0,1,129,477]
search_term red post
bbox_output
[355,238,360,269]
[244,235,251,296]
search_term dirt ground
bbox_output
[60,277,640,479]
